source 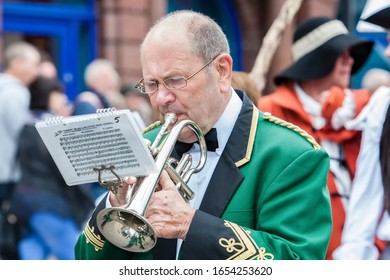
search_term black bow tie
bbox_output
[175,128,219,157]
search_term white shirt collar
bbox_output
[211,88,242,155]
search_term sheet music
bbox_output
[35,109,157,186]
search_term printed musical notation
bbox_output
[35,109,157,186]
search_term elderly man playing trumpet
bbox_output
[75,10,332,260]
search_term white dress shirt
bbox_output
[333,86,390,259]
[175,89,242,258]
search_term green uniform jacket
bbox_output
[75,90,332,260]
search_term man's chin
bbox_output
[177,128,198,144]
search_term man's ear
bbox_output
[216,53,233,93]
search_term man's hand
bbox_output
[109,138,152,207]
[108,176,137,207]
[145,170,195,240]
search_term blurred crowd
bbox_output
[0,42,157,260]
[1,1,390,260]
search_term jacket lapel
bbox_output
[199,90,258,217]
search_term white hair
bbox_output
[142,10,230,62]
[3,41,40,70]
[84,59,120,88]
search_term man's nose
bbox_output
[154,84,175,105]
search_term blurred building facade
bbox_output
[0,0,386,98]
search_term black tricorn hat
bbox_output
[274,17,374,85]
[363,6,390,29]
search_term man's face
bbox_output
[49,91,73,117]
[17,50,41,85]
[140,37,221,143]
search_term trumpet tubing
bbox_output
[96,113,207,252]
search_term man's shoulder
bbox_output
[0,74,27,93]
[257,112,321,151]
[142,121,162,141]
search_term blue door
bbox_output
[2,1,97,100]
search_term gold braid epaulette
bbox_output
[263,112,321,150]
[142,121,162,134]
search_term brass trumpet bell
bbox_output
[97,207,156,252]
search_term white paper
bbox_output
[35,109,157,186]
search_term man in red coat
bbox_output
[258,17,386,259]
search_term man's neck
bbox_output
[205,88,232,134]
[3,70,25,85]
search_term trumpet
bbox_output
[96,113,207,252]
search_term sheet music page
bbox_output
[35,109,157,186]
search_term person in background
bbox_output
[10,77,94,260]
[333,1,390,260]
[38,61,57,80]
[319,68,390,133]
[75,10,332,260]
[0,42,41,259]
[257,17,386,259]
[120,83,155,127]
[73,59,125,115]
[38,52,58,80]
[72,59,127,200]
[0,42,41,205]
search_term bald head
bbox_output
[141,10,230,63]
[3,42,41,85]
[84,59,121,94]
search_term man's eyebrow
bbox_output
[144,70,185,81]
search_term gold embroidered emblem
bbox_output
[219,238,244,253]
[84,222,105,251]
[257,247,274,260]
[219,221,274,260]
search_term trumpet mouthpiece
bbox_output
[164,112,177,124]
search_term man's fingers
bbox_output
[122,176,137,186]
[158,170,176,191]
